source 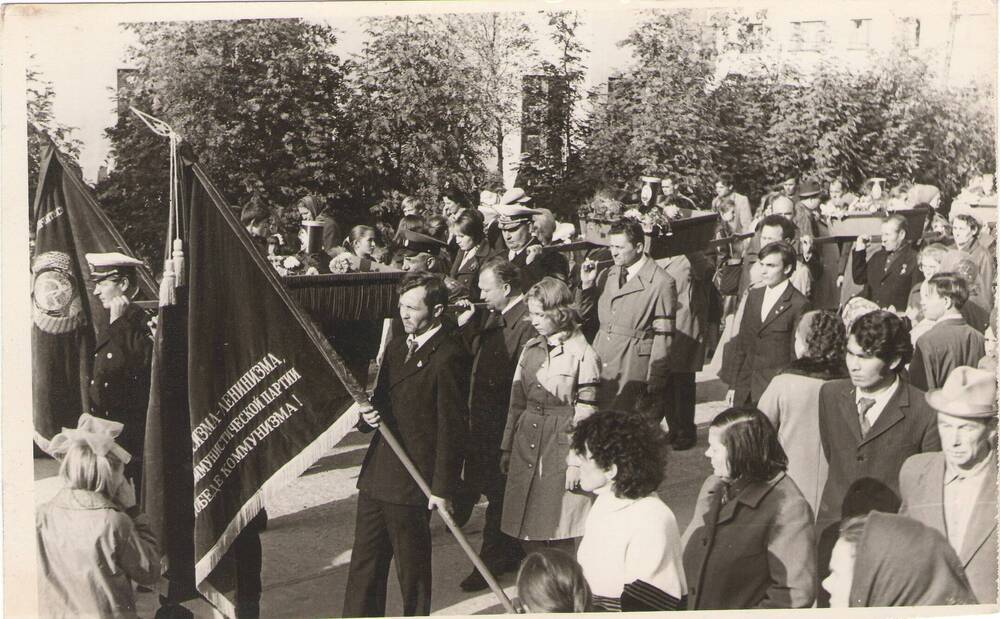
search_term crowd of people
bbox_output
[35,170,998,617]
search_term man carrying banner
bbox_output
[343,272,471,617]
[86,252,153,492]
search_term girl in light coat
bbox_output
[501,277,601,556]
[36,415,160,618]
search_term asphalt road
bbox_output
[34,368,730,617]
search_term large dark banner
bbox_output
[30,142,156,442]
[145,150,364,616]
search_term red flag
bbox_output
[30,141,156,443]
[145,147,366,616]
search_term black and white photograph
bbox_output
[2,0,998,617]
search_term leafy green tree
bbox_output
[349,15,490,211]
[97,19,357,265]
[446,12,537,178]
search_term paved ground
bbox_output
[34,366,730,618]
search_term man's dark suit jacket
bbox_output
[509,238,569,292]
[815,377,941,593]
[851,244,922,311]
[722,282,809,404]
[463,300,537,486]
[356,326,470,505]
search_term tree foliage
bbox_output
[447,12,537,176]
[97,19,357,265]
[348,15,492,214]
[572,9,995,211]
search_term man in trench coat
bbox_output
[579,219,676,417]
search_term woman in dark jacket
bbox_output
[449,209,495,302]
[681,407,816,610]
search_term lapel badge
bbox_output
[417,360,424,368]
[900,264,907,275]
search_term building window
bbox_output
[899,17,920,48]
[848,18,872,49]
[743,22,765,52]
[790,21,828,52]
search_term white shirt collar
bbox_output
[763,278,790,299]
[407,322,442,352]
[625,255,648,282]
[855,375,899,425]
[501,294,524,316]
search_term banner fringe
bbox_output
[193,401,363,613]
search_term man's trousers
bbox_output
[343,492,433,617]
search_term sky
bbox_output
[25,7,640,183]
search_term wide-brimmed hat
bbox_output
[498,187,528,206]
[926,366,998,419]
[798,179,822,198]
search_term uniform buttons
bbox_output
[532,423,538,428]
[106,352,113,359]
[103,382,109,388]
[856,454,865,462]
[90,379,95,385]
[530,444,536,449]
[527,463,534,468]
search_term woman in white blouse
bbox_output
[570,411,687,611]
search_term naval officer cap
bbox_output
[397,230,449,257]
[496,189,541,230]
[85,252,144,282]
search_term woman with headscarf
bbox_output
[295,194,341,256]
[682,407,816,610]
[823,511,978,607]
[758,310,847,515]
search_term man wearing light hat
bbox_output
[85,252,153,493]
[496,188,568,291]
[899,365,998,603]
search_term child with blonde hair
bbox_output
[36,415,160,617]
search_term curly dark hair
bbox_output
[570,411,667,500]
[797,310,847,367]
[849,310,913,368]
[710,407,787,483]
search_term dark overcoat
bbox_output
[464,300,537,487]
[682,473,816,610]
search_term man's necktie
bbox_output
[857,397,876,437]
[405,338,418,363]
[618,267,628,289]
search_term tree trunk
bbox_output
[495,119,505,183]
